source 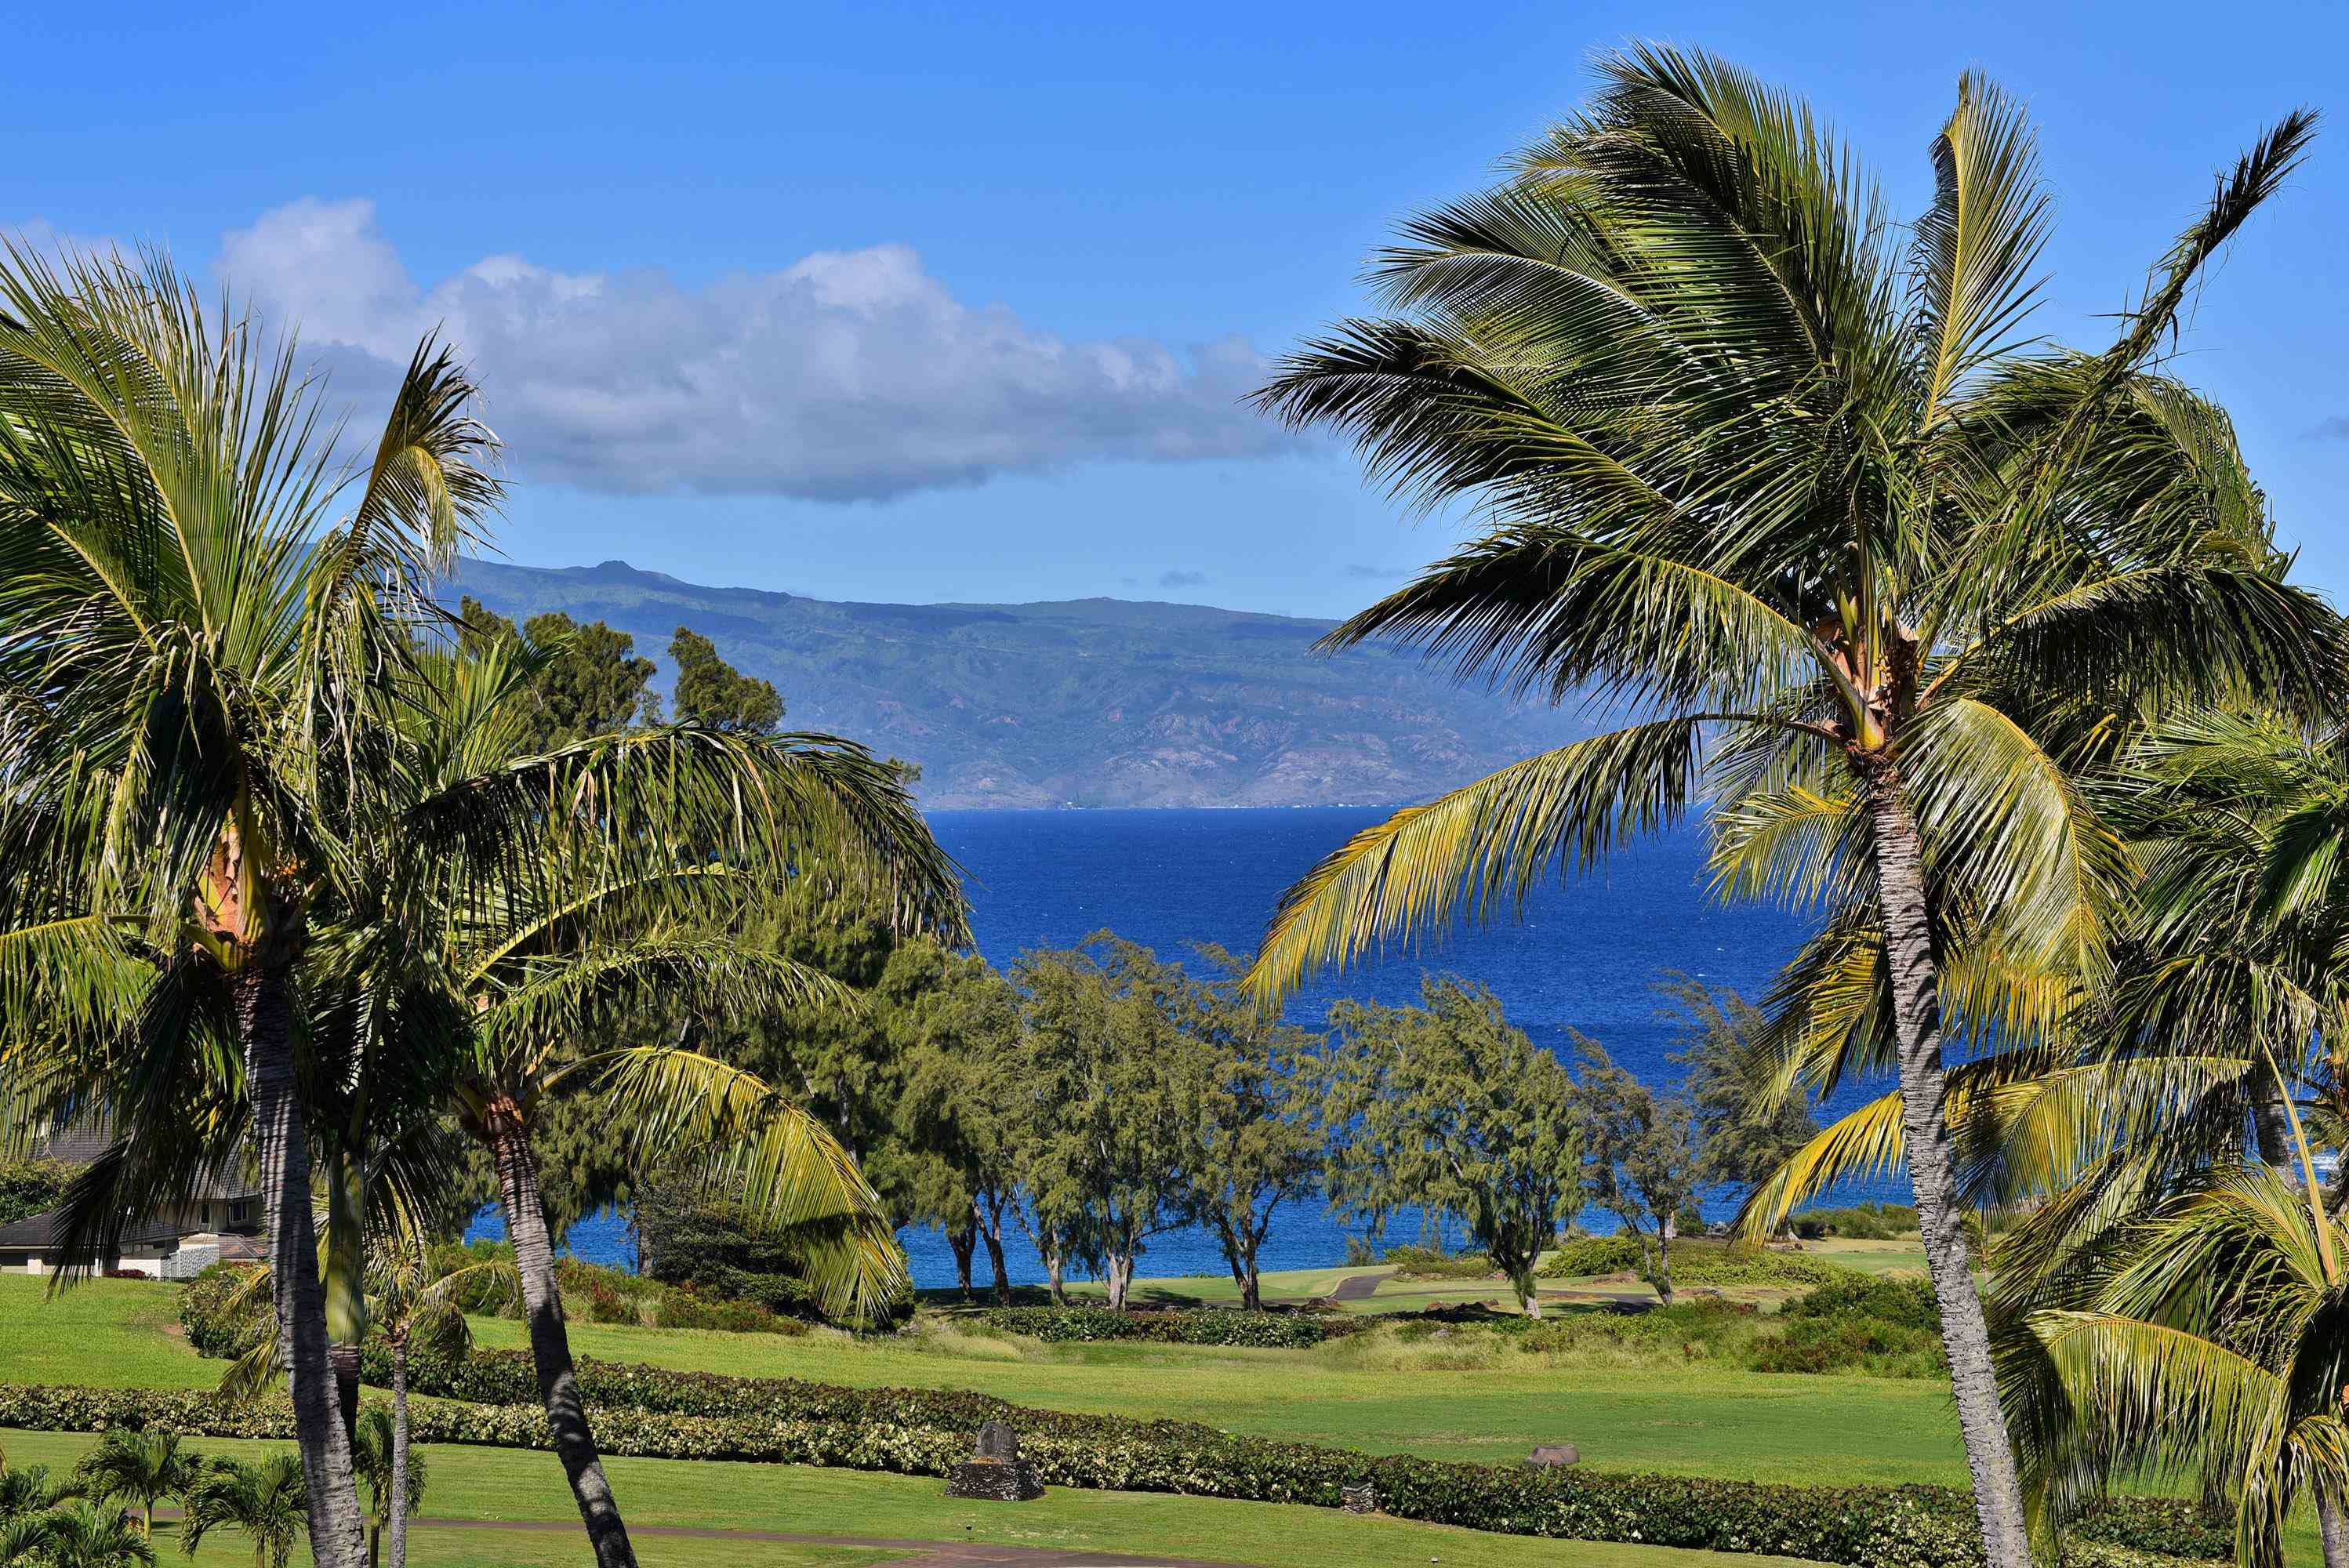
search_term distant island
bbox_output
[452,557,1598,809]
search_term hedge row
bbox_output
[0,1380,2224,1568]
[976,1306,1365,1348]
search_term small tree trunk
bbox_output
[980,1203,1012,1307]
[1043,1229,1067,1307]
[1868,775,2033,1568]
[1105,1251,1133,1312]
[486,1109,637,1568]
[389,1340,410,1568]
[1654,1214,1676,1308]
[240,953,369,1568]
[945,1225,977,1301]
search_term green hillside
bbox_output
[450,558,1596,809]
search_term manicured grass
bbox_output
[0,1429,1823,1568]
[0,1266,1969,1486]
[463,1313,1971,1487]
[0,1273,216,1389]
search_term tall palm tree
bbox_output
[74,1432,201,1539]
[180,1457,306,1568]
[1240,48,2334,1566]
[0,246,499,1568]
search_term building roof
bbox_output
[0,1208,184,1255]
[28,1123,258,1203]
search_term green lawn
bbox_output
[0,1273,216,1389]
[463,1312,1972,1487]
[0,1271,1971,1486]
[0,1430,1822,1567]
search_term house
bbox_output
[0,1124,263,1279]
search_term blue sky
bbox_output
[11,0,2346,618]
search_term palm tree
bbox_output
[350,1407,425,1568]
[0,1517,53,1568]
[2013,1169,2349,1568]
[1240,47,2333,1567]
[0,245,499,1568]
[42,1501,158,1568]
[180,1457,306,1568]
[74,1432,201,1539]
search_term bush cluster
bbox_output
[1376,1243,1499,1280]
[1540,1234,1646,1278]
[0,1158,72,1227]
[978,1306,1360,1348]
[0,1379,2221,1568]
[1539,1235,1848,1288]
[176,1264,270,1359]
[1790,1203,1919,1241]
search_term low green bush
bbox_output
[1539,1235,1847,1288]
[979,1306,1358,1348]
[654,1287,806,1335]
[1378,1243,1498,1280]
[0,1380,2224,1567]
[1539,1235,1645,1278]
[0,1159,72,1227]
[1790,1203,1919,1241]
[176,1264,268,1359]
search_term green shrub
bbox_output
[1378,1243,1498,1280]
[980,1307,1358,1348]
[0,1159,72,1227]
[1781,1275,1940,1330]
[1672,1242,1847,1288]
[176,1263,268,1359]
[654,1288,804,1335]
[1789,1203,1919,1241]
[0,1380,2224,1568]
[1747,1276,1945,1377]
[1539,1235,1645,1278]
[1540,1235,1846,1288]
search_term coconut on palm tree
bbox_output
[1241,47,2335,1567]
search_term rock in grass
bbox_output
[1524,1443,1581,1469]
[944,1420,1044,1502]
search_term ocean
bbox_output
[474,807,1899,1285]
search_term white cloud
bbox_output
[208,198,1292,502]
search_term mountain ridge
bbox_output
[450,557,1596,810]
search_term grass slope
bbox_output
[0,1429,1822,1568]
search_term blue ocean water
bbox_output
[474,807,1904,1285]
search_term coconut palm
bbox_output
[0,245,499,1568]
[74,1432,201,1539]
[350,1406,425,1568]
[2010,1169,2349,1568]
[1241,47,2333,1566]
[41,1501,158,1568]
[180,1457,306,1568]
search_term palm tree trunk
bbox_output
[389,1342,410,1568]
[486,1109,637,1568]
[1868,777,2033,1568]
[2320,1494,2349,1568]
[325,1150,367,1447]
[238,956,369,1568]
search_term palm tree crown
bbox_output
[1240,46,2336,1568]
